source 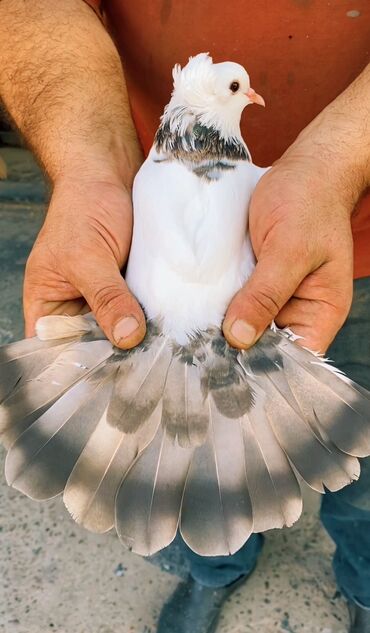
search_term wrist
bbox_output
[42,135,143,191]
[281,129,368,214]
[281,65,370,209]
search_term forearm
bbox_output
[0,0,142,187]
[283,63,370,207]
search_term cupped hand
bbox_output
[223,155,355,353]
[24,178,146,349]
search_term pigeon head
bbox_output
[165,53,265,140]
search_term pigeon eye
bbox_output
[229,81,240,93]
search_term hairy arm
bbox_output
[0,0,146,347]
[224,63,370,352]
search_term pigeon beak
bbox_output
[245,88,265,107]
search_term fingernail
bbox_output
[113,316,139,344]
[230,319,257,346]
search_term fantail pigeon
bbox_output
[1,53,370,557]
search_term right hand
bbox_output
[24,177,146,349]
[223,155,354,354]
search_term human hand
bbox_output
[24,177,146,349]
[223,62,370,354]
[0,0,145,348]
[223,64,370,352]
[222,154,355,353]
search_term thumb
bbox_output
[78,258,146,350]
[223,244,310,349]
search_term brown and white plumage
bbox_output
[1,53,370,556]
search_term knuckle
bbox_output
[247,285,283,320]
[91,284,131,321]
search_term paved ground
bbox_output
[0,147,350,633]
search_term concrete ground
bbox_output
[0,147,350,633]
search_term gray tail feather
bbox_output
[63,402,161,534]
[1,315,370,557]
[116,416,194,556]
[5,365,115,498]
[0,339,113,448]
[107,331,172,433]
[0,338,72,404]
[180,399,254,556]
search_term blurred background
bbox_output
[0,114,350,633]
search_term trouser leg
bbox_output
[320,277,370,609]
[321,483,370,609]
[179,533,264,588]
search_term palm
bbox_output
[223,156,354,353]
[248,160,353,350]
[24,180,133,335]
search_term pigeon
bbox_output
[1,52,370,557]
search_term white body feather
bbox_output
[126,146,268,343]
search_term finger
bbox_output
[275,296,351,353]
[76,258,146,349]
[223,242,312,349]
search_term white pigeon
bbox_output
[1,52,370,557]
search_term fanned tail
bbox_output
[1,315,370,557]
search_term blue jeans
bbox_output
[181,278,370,608]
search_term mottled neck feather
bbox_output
[155,106,250,163]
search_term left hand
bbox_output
[222,153,355,353]
[223,63,370,354]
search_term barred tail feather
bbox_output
[271,334,370,456]
[107,331,172,433]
